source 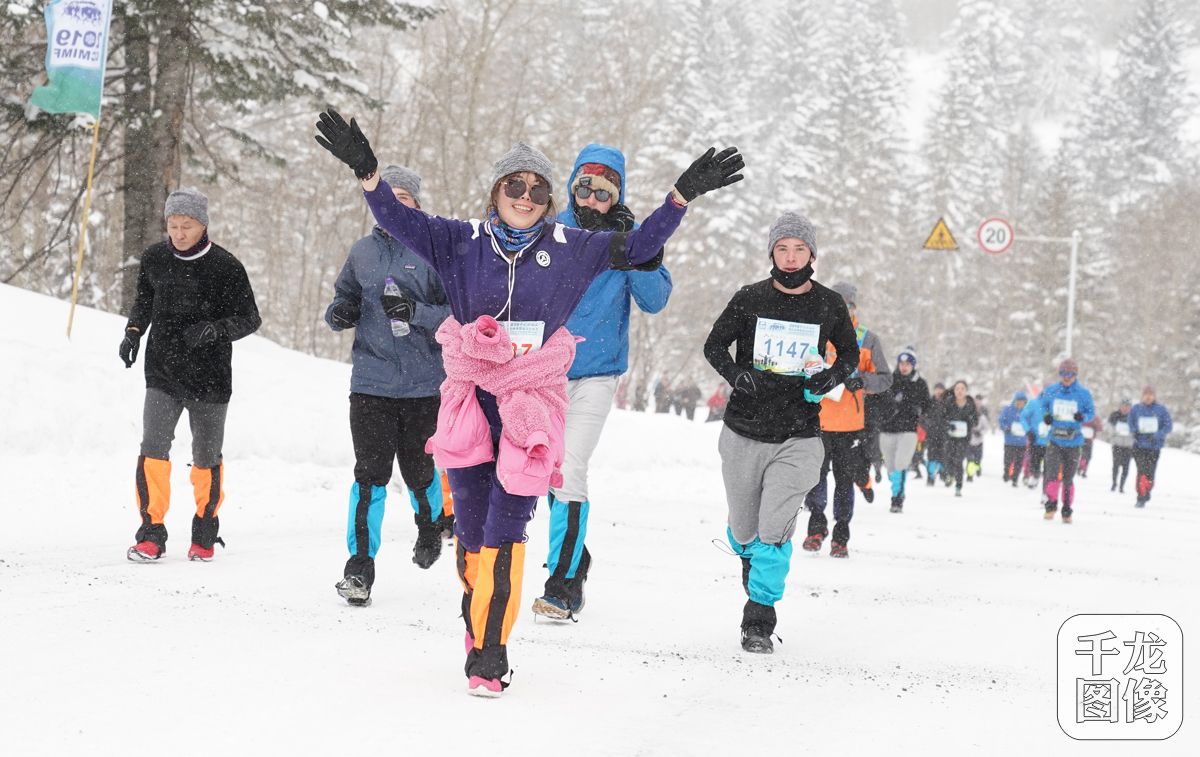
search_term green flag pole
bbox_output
[66,116,101,338]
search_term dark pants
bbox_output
[1133,448,1161,502]
[1027,444,1046,479]
[1043,444,1081,515]
[805,431,867,544]
[1079,440,1094,475]
[1112,446,1133,490]
[865,428,883,471]
[1003,444,1024,483]
[945,438,970,489]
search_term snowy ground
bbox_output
[1,283,1196,756]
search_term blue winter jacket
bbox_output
[1128,401,1173,450]
[999,391,1028,447]
[1036,381,1096,449]
[325,227,451,398]
[557,143,673,379]
[1020,397,1050,447]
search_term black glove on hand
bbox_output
[381,291,415,322]
[1073,412,1084,422]
[574,205,605,230]
[604,203,635,232]
[119,327,141,368]
[1043,413,1054,425]
[330,301,361,329]
[315,107,378,180]
[674,146,745,202]
[844,376,865,393]
[183,321,221,350]
[805,367,843,397]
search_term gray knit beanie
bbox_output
[767,212,817,257]
[831,282,858,306]
[379,164,421,205]
[490,142,554,191]
[164,188,209,227]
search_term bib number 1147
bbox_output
[753,318,821,376]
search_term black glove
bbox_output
[844,376,865,393]
[674,146,745,202]
[381,291,415,322]
[1073,412,1083,422]
[119,327,141,368]
[1043,413,1053,425]
[183,321,221,349]
[574,205,604,230]
[314,107,378,180]
[805,367,844,397]
[330,301,361,329]
[631,246,665,272]
[604,203,635,232]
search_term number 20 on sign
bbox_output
[977,217,1014,255]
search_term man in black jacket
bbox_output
[120,188,261,562]
[877,349,930,512]
[704,212,858,654]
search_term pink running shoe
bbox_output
[127,541,163,561]
[467,676,504,698]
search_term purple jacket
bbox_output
[364,182,686,335]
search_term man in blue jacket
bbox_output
[531,144,673,620]
[1037,358,1095,523]
[324,164,453,606]
[1128,384,1173,508]
[998,391,1028,487]
[1020,390,1050,488]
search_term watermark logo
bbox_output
[1057,614,1183,740]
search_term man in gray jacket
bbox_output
[325,164,452,606]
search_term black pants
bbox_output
[1027,444,1046,479]
[1002,445,1024,483]
[1043,444,1081,515]
[945,438,970,489]
[865,428,883,470]
[1133,448,1161,501]
[805,431,868,544]
[1112,446,1133,489]
[350,392,440,491]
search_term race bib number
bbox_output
[504,320,544,357]
[1115,421,1131,436]
[1052,399,1078,421]
[1038,422,1051,437]
[1137,416,1159,434]
[1082,426,1095,439]
[1011,423,1025,436]
[753,317,821,376]
[948,420,968,439]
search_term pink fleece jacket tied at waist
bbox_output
[425,315,575,496]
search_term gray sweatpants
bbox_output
[719,426,823,545]
[551,375,619,502]
[140,388,228,468]
[879,431,918,473]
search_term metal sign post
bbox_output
[1016,230,1082,356]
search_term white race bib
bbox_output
[752,317,821,376]
[1115,421,1131,436]
[1052,399,1078,422]
[948,420,968,439]
[1137,416,1159,434]
[504,320,544,357]
[1082,426,1095,439]
[1011,423,1025,436]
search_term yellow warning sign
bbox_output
[922,217,958,251]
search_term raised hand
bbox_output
[674,146,745,202]
[314,107,378,180]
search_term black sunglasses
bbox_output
[502,177,550,206]
[574,184,613,203]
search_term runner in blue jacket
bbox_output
[1036,358,1095,523]
[1128,385,1173,507]
[998,390,1028,487]
[1020,392,1050,488]
[324,165,453,607]
[532,144,673,621]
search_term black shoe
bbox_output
[335,575,371,606]
[435,513,455,540]
[874,468,882,484]
[412,516,442,569]
[741,626,774,654]
[889,496,903,514]
[740,600,777,654]
[861,485,875,503]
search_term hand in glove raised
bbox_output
[119,327,141,368]
[315,107,378,180]
[844,376,865,393]
[674,146,745,202]
[381,290,415,322]
[805,367,844,397]
[330,301,361,329]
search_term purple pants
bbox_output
[448,388,537,551]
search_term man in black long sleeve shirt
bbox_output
[121,188,261,562]
[703,212,858,654]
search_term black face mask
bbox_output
[770,262,813,289]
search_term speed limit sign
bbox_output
[977,217,1014,254]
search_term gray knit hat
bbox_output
[490,142,554,191]
[831,282,858,306]
[767,212,817,257]
[164,188,209,227]
[379,164,421,205]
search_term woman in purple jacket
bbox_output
[315,107,743,697]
